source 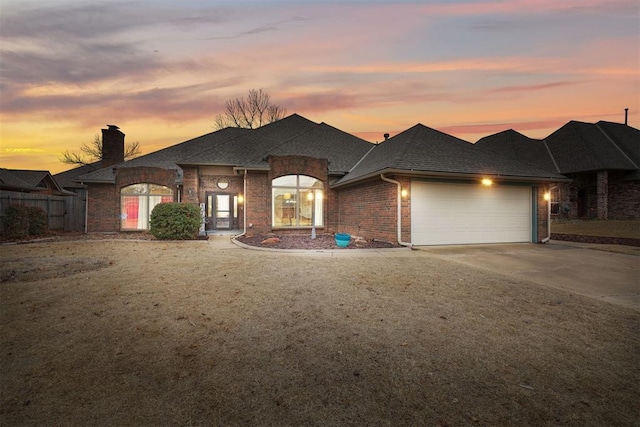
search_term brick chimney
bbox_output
[101,125,125,167]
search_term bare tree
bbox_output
[214,89,286,130]
[60,134,140,166]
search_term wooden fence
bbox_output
[0,190,86,233]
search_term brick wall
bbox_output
[596,171,608,219]
[242,156,332,237]
[536,185,549,242]
[86,183,119,232]
[116,167,176,190]
[197,173,245,229]
[608,173,640,219]
[86,167,177,232]
[101,126,125,168]
[339,179,549,245]
[182,167,199,204]
[245,171,269,236]
[268,156,328,183]
[336,178,399,243]
[556,172,638,220]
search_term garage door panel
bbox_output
[411,182,532,245]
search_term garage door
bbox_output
[411,181,532,245]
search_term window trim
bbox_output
[120,183,173,231]
[272,175,323,228]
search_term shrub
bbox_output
[150,202,201,240]
[3,205,48,238]
[27,206,48,236]
[4,205,30,238]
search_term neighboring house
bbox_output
[477,120,640,220]
[0,168,77,232]
[76,114,567,246]
[0,168,73,196]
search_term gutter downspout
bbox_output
[83,184,88,234]
[233,170,248,239]
[541,184,557,243]
[380,174,413,248]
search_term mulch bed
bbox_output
[1,231,400,250]
[236,233,400,250]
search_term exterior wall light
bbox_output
[401,188,408,198]
[481,178,493,186]
[238,194,244,204]
[543,192,551,201]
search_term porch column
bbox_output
[596,170,608,220]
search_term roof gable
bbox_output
[1,168,70,194]
[179,113,319,167]
[335,124,565,186]
[255,122,374,174]
[595,121,640,168]
[545,120,638,173]
[476,129,558,172]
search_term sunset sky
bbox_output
[1,0,638,174]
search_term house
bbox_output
[1,168,73,196]
[0,168,78,233]
[75,114,568,245]
[476,120,640,220]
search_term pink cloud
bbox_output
[416,0,636,16]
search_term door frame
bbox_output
[205,192,236,230]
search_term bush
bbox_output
[150,202,201,240]
[3,205,48,238]
[27,206,48,236]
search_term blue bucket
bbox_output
[335,233,351,247]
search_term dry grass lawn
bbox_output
[552,219,640,239]
[1,239,638,426]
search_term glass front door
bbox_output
[206,193,232,230]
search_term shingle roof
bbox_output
[475,120,639,177]
[245,121,374,174]
[594,121,640,168]
[334,124,567,187]
[1,168,72,194]
[0,168,35,190]
[54,162,101,189]
[74,114,582,188]
[475,129,558,172]
[544,120,639,174]
[178,113,319,168]
[76,127,250,183]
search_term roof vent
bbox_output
[383,133,390,140]
[107,124,120,130]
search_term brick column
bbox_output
[597,170,608,219]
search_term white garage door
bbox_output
[411,181,532,245]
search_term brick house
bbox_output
[76,114,567,245]
[1,168,73,196]
[477,120,640,220]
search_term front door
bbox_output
[206,193,232,230]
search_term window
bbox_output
[272,175,323,227]
[121,184,173,230]
[550,187,561,215]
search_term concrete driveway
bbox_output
[417,241,640,311]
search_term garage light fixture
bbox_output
[543,192,551,201]
[401,188,408,198]
[481,178,493,186]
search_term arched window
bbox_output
[121,184,173,230]
[272,175,323,227]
